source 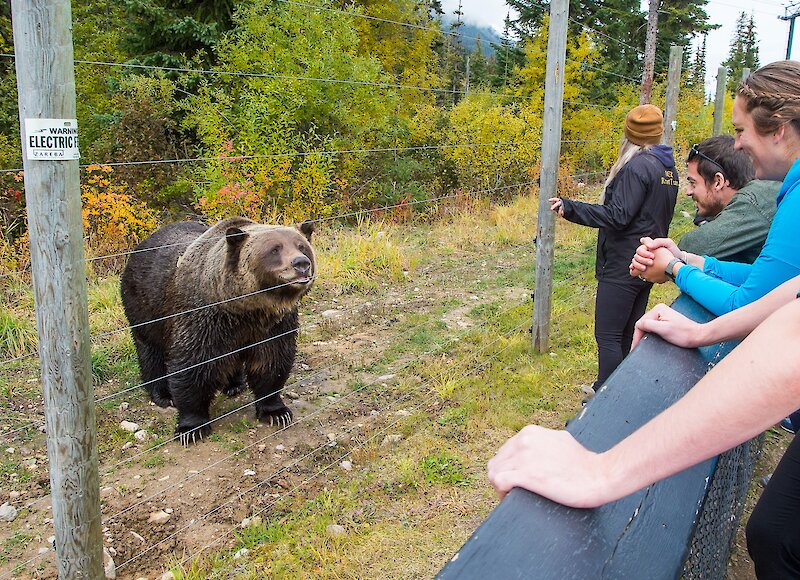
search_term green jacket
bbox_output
[678,179,781,264]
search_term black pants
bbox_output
[746,433,800,578]
[593,279,652,388]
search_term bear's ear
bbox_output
[225,227,248,270]
[298,220,315,242]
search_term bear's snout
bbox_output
[292,255,312,276]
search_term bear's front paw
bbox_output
[176,422,212,446]
[255,405,293,429]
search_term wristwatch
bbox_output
[665,257,685,281]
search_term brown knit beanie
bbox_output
[624,104,663,146]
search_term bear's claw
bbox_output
[257,406,293,429]
[176,423,212,446]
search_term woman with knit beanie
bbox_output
[549,104,678,395]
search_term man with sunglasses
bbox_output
[679,136,780,264]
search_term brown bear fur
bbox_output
[120,217,315,444]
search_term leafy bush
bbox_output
[443,95,539,197]
[81,165,158,266]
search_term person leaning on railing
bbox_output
[629,98,800,317]
[488,60,800,580]
[678,135,779,264]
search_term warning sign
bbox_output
[24,118,80,161]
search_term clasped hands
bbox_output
[629,237,681,284]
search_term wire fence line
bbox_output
[6,256,536,519]
[0,162,617,282]
[0,134,623,175]
[0,218,599,435]
[0,178,539,365]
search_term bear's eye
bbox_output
[297,244,307,252]
[271,245,282,255]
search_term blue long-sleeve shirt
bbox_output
[674,156,800,315]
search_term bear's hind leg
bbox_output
[169,368,217,445]
[134,337,172,407]
[222,367,248,398]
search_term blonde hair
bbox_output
[737,60,800,138]
[601,138,650,203]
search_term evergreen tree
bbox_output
[490,14,525,91]
[723,11,760,94]
[445,0,468,103]
[468,36,489,89]
[506,0,717,103]
[123,0,236,68]
[687,33,708,90]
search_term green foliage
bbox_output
[442,94,539,195]
[72,1,128,152]
[724,12,760,95]
[186,0,397,222]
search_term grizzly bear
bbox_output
[120,217,315,445]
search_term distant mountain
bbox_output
[441,17,503,57]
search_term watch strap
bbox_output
[665,257,685,281]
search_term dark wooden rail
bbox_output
[437,295,744,579]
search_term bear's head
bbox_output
[207,217,316,313]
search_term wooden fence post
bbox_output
[662,45,683,147]
[712,66,727,136]
[531,0,568,352]
[639,0,660,104]
[11,0,103,577]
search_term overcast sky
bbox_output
[441,0,796,92]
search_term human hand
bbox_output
[487,425,608,509]
[632,303,703,350]
[629,237,680,276]
[548,197,564,217]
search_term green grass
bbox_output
[0,531,33,564]
[419,452,470,486]
[0,306,37,359]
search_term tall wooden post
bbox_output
[662,45,683,147]
[639,0,659,105]
[532,0,568,352]
[712,66,727,136]
[11,0,103,577]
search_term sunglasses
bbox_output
[688,143,724,171]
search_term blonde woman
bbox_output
[549,104,679,394]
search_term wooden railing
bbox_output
[437,295,759,580]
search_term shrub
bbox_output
[81,165,158,268]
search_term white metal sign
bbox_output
[24,118,80,161]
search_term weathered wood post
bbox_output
[639,0,660,105]
[712,66,728,136]
[531,0,568,352]
[662,45,683,147]
[11,0,103,577]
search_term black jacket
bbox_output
[560,145,679,283]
